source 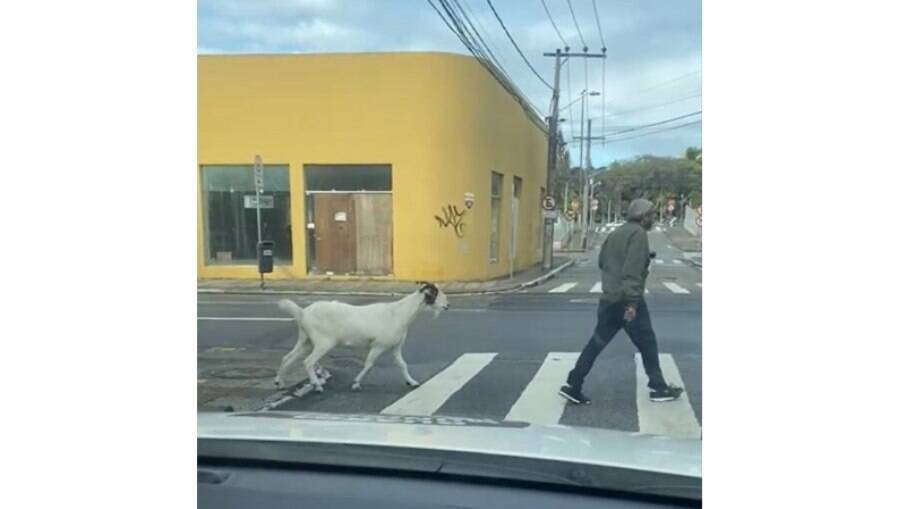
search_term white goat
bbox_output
[275,282,449,392]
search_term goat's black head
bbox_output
[415,281,448,315]
[416,281,439,304]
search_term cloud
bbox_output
[197,0,702,160]
[202,17,365,52]
[200,0,338,20]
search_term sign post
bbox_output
[542,195,557,220]
[253,155,265,288]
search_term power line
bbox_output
[485,0,553,90]
[591,0,606,148]
[460,0,514,71]
[540,0,568,48]
[609,93,702,117]
[636,69,701,94]
[426,0,546,120]
[604,111,702,137]
[450,0,513,82]
[566,0,586,49]
[591,0,605,49]
[604,119,702,144]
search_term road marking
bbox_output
[198,317,293,322]
[198,300,282,306]
[654,259,664,264]
[590,282,602,293]
[505,352,580,424]
[696,283,702,288]
[549,282,578,293]
[381,353,497,416]
[673,259,683,265]
[635,354,701,439]
[662,282,690,294]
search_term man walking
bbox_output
[559,198,684,405]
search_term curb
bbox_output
[197,258,577,298]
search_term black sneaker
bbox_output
[559,385,591,405]
[649,384,684,402]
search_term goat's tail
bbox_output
[278,299,306,324]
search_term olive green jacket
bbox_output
[598,221,651,307]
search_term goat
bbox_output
[274,282,450,392]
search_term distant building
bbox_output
[198,53,547,281]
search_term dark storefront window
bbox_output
[202,164,292,265]
[304,164,392,191]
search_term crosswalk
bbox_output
[541,280,700,295]
[382,353,497,416]
[279,351,702,440]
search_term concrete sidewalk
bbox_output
[663,226,702,268]
[198,256,577,296]
[664,226,702,251]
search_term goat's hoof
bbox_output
[351,382,362,391]
[406,381,420,388]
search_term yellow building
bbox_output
[198,52,548,282]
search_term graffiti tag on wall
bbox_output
[435,204,467,238]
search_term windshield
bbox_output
[198,0,702,493]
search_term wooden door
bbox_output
[313,194,356,274]
[354,194,393,275]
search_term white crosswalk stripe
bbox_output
[663,282,690,294]
[590,282,602,293]
[505,352,579,425]
[696,283,702,288]
[654,259,665,264]
[381,353,497,416]
[285,351,701,440]
[549,282,578,293]
[635,354,701,439]
[673,259,683,265]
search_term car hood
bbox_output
[198,411,701,479]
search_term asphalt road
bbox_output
[198,229,702,439]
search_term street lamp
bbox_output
[559,89,601,112]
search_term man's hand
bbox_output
[623,305,637,322]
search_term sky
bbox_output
[198,0,702,166]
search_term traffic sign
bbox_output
[542,195,556,211]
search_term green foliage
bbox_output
[595,149,702,215]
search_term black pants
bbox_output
[566,298,668,391]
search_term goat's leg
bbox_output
[352,346,387,391]
[274,335,310,388]
[303,338,336,392]
[392,344,420,388]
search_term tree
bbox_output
[685,146,702,162]
[592,154,702,218]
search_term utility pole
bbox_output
[544,48,606,265]
[585,118,593,244]
[542,49,562,270]
[579,118,592,249]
